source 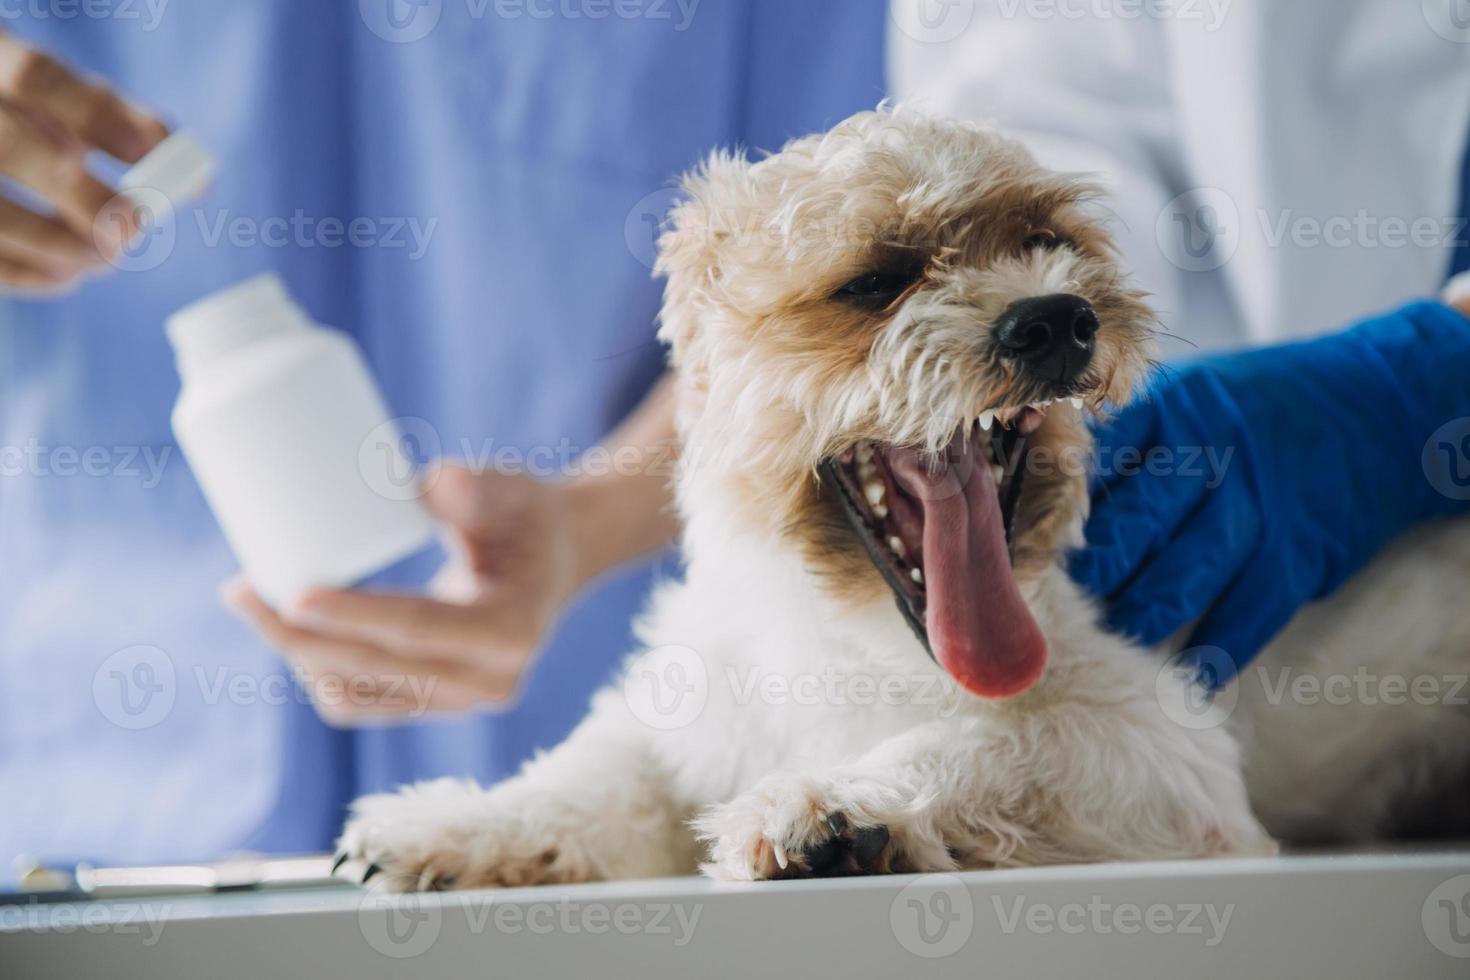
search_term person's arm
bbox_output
[561,375,680,589]
[226,376,680,722]
[1072,296,1470,683]
[0,32,166,292]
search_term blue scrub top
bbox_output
[0,1,887,874]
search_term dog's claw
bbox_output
[826,813,849,836]
[852,825,890,869]
[330,852,349,875]
[362,862,383,884]
[772,841,789,870]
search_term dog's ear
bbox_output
[654,149,755,371]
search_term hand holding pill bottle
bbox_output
[168,273,435,607]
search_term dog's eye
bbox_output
[834,271,919,306]
[1022,229,1069,252]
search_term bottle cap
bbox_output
[120,132,216,206]
[168,273,312,380]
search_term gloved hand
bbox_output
[1070,300,1470,683]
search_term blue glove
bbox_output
[1071,300,1470,683]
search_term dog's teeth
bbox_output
[910,568,924,584]
[864,481,886,508]
[887,535,906,558]
[1070,397,1085,410]
[990,463,1005,484]
[855,443,875,464]
[872,503,889,519]
[977,410,995,431]
[772,842,789,870]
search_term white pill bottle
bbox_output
[168,273,435,607]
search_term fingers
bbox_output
[226,580,383,665]
[1075,374,1249,599]
[223,581,523,723]
[0,249,81,293]
[1100,487,1262,647]
[1086,393,1164,496]
[288,587,532,663]
[421,462,532,535]
[1182,554,1298,687]
[420,462,482,527]
[1072,395,1190,598]
[1071,468,1206,601]
[0,36,163,260]
[0,35,167,162]
[0,195,100,283]
[0,102,138,249]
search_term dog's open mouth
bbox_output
[821,404,1063,699]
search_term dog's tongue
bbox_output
[888,439,1047,699]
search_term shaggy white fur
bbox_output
[335,109,1469,890]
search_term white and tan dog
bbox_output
[335,109,1470,889]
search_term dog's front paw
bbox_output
[333,778,586,892]
[696,772,947,882]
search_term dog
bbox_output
[333,108,1470,889]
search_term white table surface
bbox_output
[5,850,1470,979]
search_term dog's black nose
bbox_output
[994,293,1098,387]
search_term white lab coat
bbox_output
[892,0,1470,352]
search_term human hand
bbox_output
[1070,300,1470,682]
[225,464,588,724]
[0,32,168,293]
